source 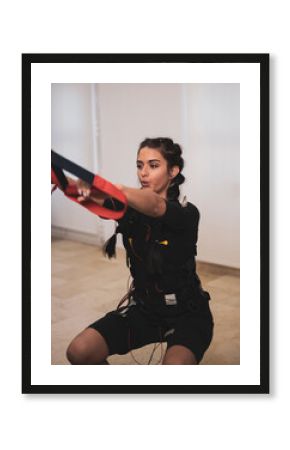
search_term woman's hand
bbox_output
[76,179,91,202]
[67,178,125,204]
[75,179,108,204]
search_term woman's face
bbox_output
[137,147,179,198]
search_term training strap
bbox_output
[51,149,127,219]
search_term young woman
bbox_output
[66,137,214,365]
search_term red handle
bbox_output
[51,168,127,219]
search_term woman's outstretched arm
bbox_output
[74,178,166,218]
[118,185,166,218]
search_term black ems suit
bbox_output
[88,199,214,363]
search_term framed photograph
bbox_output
[22,53,269,394]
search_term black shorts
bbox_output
[88,297,214,364]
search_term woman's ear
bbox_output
[169,166,180,180]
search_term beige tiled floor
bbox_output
[52,239,240,365]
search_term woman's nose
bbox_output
[141,166,149,177]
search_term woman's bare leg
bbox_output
[66,328,110,365]
[162,345,198,365]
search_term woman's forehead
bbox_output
[137,147,165,162]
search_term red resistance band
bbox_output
[51,150,128,220]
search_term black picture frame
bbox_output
[22,53,269,394]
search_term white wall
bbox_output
[51,83,240,268]
[51,83,103,241]
[184,84,240,267]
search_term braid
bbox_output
[138,137,185,201]
[167,172,185,201]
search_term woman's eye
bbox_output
[136,163,159,169]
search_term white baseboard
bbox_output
[51,226,104,247]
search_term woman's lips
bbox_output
[141,182,150,187]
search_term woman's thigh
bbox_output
[66,327,110,364]
[162,344,197,365]
[165,305,214,364]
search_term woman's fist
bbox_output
[76,179,91,202]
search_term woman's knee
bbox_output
[162,345,197,365]
[66,337,89,364]
[66,328,109,364]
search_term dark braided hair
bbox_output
[138,137,185,200]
